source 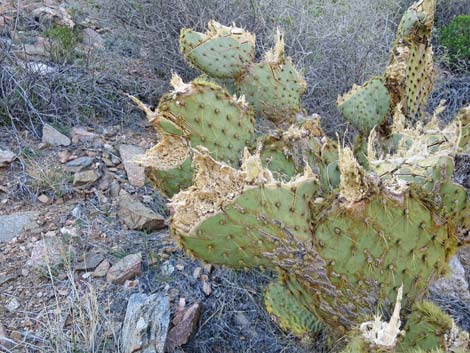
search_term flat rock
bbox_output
[42,124,71,146]
[71,127,98,144]
[28,237,75,269]
[106,253,142,284]
[65,156,93,172]
[430,256,470,301]
[121,293,170,353]
[119,144,145,187]
[118,195,165,231]
[0,211,40,242]
[92,259,111,277]
[166,302,201,351]
[73,169,101,186]
[0,150,15,167]
[75,253,104,271]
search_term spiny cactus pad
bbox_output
[236,32,306,126]
[264,280,322,336]
[158,76,256,166]
[180,21,255,79]
[337,77,391,135]
[398,301,468,352]
[171,150,319,269]
[138,135,193,197]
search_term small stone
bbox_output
[161,261,174,276]
[201,276,212,297]
[71,127,98,144]
[176,264,184,271]
[118,194,165,231]
[28,237,75,269]
[73,169,101,186]
[166,302,202,350]
[121,293,170,353]
[60,226,81,239]
[65,156,93,172]
[75,253,104,271]
[0,150,15,167]
[193,267,202,279]
[6,298,20,313]
[58,150,71,163]
[82,28,104,48]
[9,330,21,341]
[106,253,142,284]
[0,323,12,348]
[124,279,139,289]
[92,259,111,278]
[42,124,71,146]
[38,194,49,204]
[109,181,121,197]
[119,144,145,187]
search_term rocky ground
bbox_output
[0,1,469,353]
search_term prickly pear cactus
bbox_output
[133,0,470,351]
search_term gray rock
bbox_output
[106,253,142,284]
[28,237,75,269]
[92,259,111,277]
[65,156,93,172]
[73,169,101,186]
[6,298,20,313]
[75,253,104,271]
[121,293,170,353]
[118,195,165,231]
[42,124,71,146]
[0,211,39,242]
[31,6,75,28]
[119,144,145,187]
[0,150,15,167]
[431,256,470,301]
[71,127,98,144]
[82,28,104,48]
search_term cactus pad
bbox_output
[337,77,391,135]
[158,75,256,166]
[264,280,322,336]
[236,32,306,126]
[180,21,255,79]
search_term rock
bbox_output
[58,150,71,163]
[42,124,71,146]
[0,323,13,349]
[430,256,470,301]
[31,6,75,28]
[6,298,20,313]
[118,194,165,231]
[201,275,212,296]
[92,259,111,277]
[166,302,201,350]
[119,144,145,187]
[75,253,104,271]
[106,253,142,284]
[73,169,101,186]
[28,237,75,269]
[109,181,121,197]
[0,150,15,167]
[121,293,170,353]
[0,211,40,243]
[65,156,93,172]
[82,28,104,48]
[38,194,49,204]
[71,127,98,144]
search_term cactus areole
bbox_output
[132,0,470,351]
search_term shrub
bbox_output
[440,15,470,68]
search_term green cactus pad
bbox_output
[337,78,391,135]
[306,189,457,331]
[258,119,324,180]
[237,59,306,126]
[158,77,256,166]
[179,21,255,79]
[397,301,455,351]
[171,158,320,269]
[138,135,193,198]
[264,280,322,336]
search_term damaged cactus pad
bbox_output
[132,0,469,351]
